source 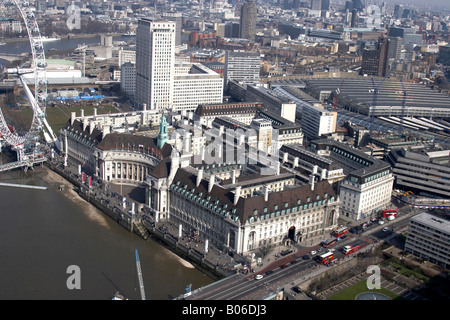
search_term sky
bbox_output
[382,0,449,10]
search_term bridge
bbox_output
[0,155,47,173]
[0,53,26,62]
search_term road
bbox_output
[185,259,317,300]
[184,234,372,300]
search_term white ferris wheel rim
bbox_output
[0,0,47,147]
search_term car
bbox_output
[382,227,390,232]
[265,270,274,275]
[317,247,323,252]
[302,255,310,260]
[291,286,302,293]
[255,274,264,280]
[310,250,317,255]
[378,220,385,225]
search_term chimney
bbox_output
[89,124,94,135]
[313,165,318,175]
[83,118,88,131]
[93,108,97,117]
[184,132,191,154]
[70,112,76,125]
[293,157,299,168]
[321,169,327,181]
[80,109,84,118]
[283,152,288,163]
[234,186,241,205]
[231,170,236,184]
[197,168,203,187]
[309,174,315,191]
[102,125,110,138]
[208,174,215,193]
[264,186,270,202]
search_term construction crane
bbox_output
[135,248,146,300]
[399,79,407,136]
[333,79,345,112]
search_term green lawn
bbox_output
[329,279,405,300]
[45,104,118,133]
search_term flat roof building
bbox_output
[386,146,450,198]
[405,212,450,269]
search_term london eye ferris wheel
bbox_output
[0,0,58,158]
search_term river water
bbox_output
[0,35,214,300]
[0,34,130,67]
[0,153,214,300]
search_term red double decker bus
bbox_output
[343,244,360,255]
[333,227,348,238]
[321,238,338,248]
[318,252,334,265]
[381,210,397,218]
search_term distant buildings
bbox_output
[120,62,136,98]
[361,36,390,77]
[239,0,257,41]
[300,104,337,140]
[439,45,450,66]
[224,50,261,89]
[135,18,223,112]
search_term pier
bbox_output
[0,182,47,190]
[0,156,47,173]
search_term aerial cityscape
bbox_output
[0,0,449,306]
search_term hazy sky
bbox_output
[381,0,449,10]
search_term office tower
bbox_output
[394,4,404,19]
[351,9,358,27]
[405,212,450,269]
[162,12,182,46]
[135,18,176,110]
[311,0,322,10]
[239,0,257,41]
[388,26,415,38]
[225,22,240,38]
[388,36,402,61]
[321,0,330,11]
[172,63,223,112]
[352,0,364,12]
[439,45,450,66]
[120,62,136,98]
[224,50,261,89]
[361,36,390,77]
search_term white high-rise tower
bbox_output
[136,18,176,110]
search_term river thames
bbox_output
[0,152,214,300]
[0,35,214,300]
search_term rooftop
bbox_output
[411,212,450,234]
